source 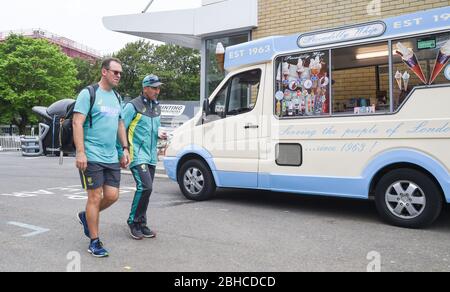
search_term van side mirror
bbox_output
[203,99,210,116]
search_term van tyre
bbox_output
[375,168,443,229]
[178,159,216,201]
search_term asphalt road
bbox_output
[1,151,450,272]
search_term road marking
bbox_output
[7,222,50,237]
[1,186,137,201]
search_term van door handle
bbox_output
[244,124,259,129]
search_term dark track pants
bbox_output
[128,164,156,225]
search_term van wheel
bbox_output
[178,159,216,201]
[374,168,442,229]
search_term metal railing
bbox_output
[0,135,22,152]
[0,125,37,136]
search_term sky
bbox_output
[0,0,201,55]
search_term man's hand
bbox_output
[159,132,168,140]
[121,149,131,169]
[76,151,88,171]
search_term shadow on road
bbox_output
[212,188,450,231]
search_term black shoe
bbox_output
[141,224,156,238]
[128,223,144,240]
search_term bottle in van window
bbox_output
[294,91,301,115]
[288,100,294,116]
[282,100,287,116]
[276,100,282,117]
[307,94,313,115]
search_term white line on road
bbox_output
[7,222,50,237]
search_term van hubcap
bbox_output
[183,167,204,195]
[385,181,426,219]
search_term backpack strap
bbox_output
[86,84,99,128]
[112,90,121,102]
[112,90,123,119]
[86,85,122,127]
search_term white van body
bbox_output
[164,6,450,228]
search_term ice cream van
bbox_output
[164,6,450,228]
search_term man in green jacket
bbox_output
[120,75,167,240]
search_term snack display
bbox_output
[275,52,330,117]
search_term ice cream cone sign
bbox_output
[216,42,225,72]
[297,58,305,75]
[276,64,282,81]
[396,42,427,84]
[429,39,450,85]
[282,62,289,80]
[395,71,403,90]
[402,71,410,91]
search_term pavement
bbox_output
[1,151,450,272]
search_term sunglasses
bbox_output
[107,69,122,76]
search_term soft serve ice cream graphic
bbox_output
[396,42,427,84]
[429,39,450,84]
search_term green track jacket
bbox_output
[119,95,161,168]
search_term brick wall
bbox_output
[254,0,450,39]
[332,67,379,110]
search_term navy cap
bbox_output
[142,74,163,88]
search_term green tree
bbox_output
[73,58,100,93]
[148,44,200,101]
[0,35,79,134]
[114,40,156,98]
[112,41,200,101]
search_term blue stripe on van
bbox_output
[163,157,178,181]
[215,171,258,189]
[165,147,450,202]
[164,145,220,184]
[362,148,450,202]
[258,173,367,199]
